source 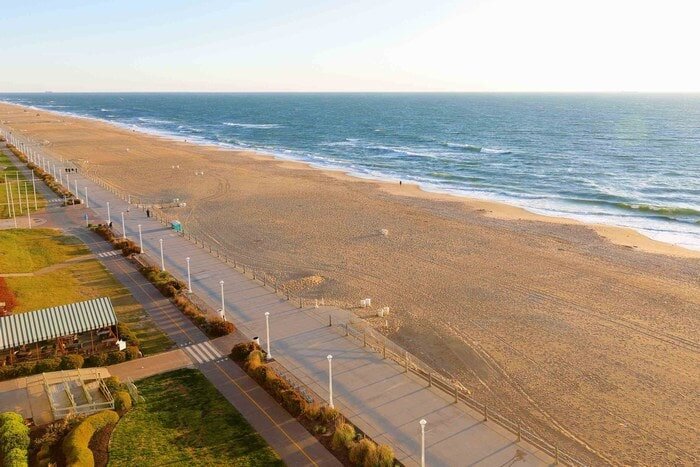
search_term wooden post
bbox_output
[404,352,408,373]
[454,385,458,403]
[483,405,488,422]
[299,297,302,308]
[382,342,386,359]
[345,324,349,336]
[517,421,522,442]
[253,271,256,280]
[263,274,266,286]
[243,265,246,274]
[274,282,277,293]
[428,372,432,387]
[363,331,366,347]
[329,315,332,327]
[555,446,559,465]
[234,259,237,268]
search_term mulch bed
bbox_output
[89,422,117,467]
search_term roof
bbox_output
[0,297,117,351]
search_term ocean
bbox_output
[1,92,699,250]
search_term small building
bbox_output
[0,297,120,366]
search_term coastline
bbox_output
[1,101,698,464]
[2,100,697,259]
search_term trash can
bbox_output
[171,220,182,233]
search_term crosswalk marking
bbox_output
[96,250,120,258]
[183,341,224,364]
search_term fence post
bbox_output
[243,265,246,274]
[234,259,237,268]
[363,331,366,347]
[263,274,266,286]
[253,271,256,280]
[517,421,521,442]
[555,447,559,465]
[454,385,458,403]
[299,297,302,309]
[382,342,386,359]
[428,372,432,387]
[329,315,332,327]
[404,352,408,373]
[344,323,349,336]
[274,282,277,293]
[483,405,488,422]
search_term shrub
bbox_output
[125,346,140,361]
[304,403,322,421]
[34,357,61,373]
[206,318,235,337]
[332,422,356,451]
[62,410,119,467]
[0,412,24,426]
[118,323,140,347]
[320,406,340,423]
[4,447,28,467]
[104,376,124,394]
[84,352,107,368]
[0,412,29,461]
[59,354,84,370]
[349,439,376,466]
[245,350,264,371]
[106,351,126,365]
[363,445,381,467]
[281,390,307,417]
[376,444,395,467]
[114,391,132,412]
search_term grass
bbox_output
[109,369,284,466]
[1,228,173,355]
[0,150,45,218]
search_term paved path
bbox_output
[1,141,340,467]
[5,136,561,466]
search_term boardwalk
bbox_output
[6,137,560,466]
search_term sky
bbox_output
[2,0,699,92]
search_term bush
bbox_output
[62,410,119,467]
[84,352,107,368]
[230,342,259,361]
[0,412,24,426]
[245,350,264,372]
[304,403,322,421]
[349,439,376,466]
[125,346,140,361]
[4,447,28,467]
[332,422,356,451]
[320,406,340,423]
[34,357,61,373]
[118,323,140,347]
[104,376,124,393]
[206,318,235,337]
[106,351,126,365]
[59,354,84,370]
[281,390,307,417]
[114,391,132,412]
[376,444,395,467]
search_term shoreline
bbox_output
[1,100,698,259]
[1,100,698,464]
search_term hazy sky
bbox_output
[2,0,699,92]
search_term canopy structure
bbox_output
[0,297,117,350]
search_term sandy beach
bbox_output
[1,102,698,464]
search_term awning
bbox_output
[0,297,117,350]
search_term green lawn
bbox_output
[0,228,173,355]
[0,150,45,218]
[109,369,284,466]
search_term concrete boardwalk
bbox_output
[1,143,339,467]
[14,141,556,466]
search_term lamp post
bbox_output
[186,257,192,293]
[159,239,165,271]
[24,183,31,229]
[419,419,427,467]
[120,211,126,239]
[138,224,143,253]
[219,280,225,318]
[264,312,272,360]
[327,355,334,408]
[73,179,78,199]
[31,172,37,210]
[106,201,111,224]
[84,187,89,208]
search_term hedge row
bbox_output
[231,343,397,466]
[90,224,140,256]
[0,345,140,382]
[0,412,29,467]
[139,265,235,338]
[62,410,119,467]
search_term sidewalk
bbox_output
[6,136,558,466]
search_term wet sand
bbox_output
[1,102,698,465]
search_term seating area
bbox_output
[0,297,122,366]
